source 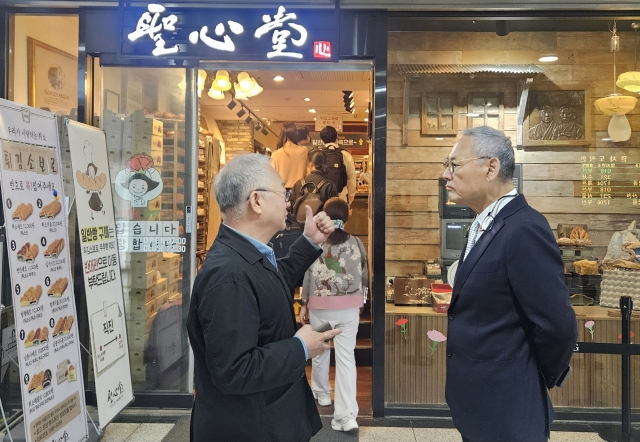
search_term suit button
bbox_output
[448,314,455,320]
[301,372,305,378]
[447,351,453,358]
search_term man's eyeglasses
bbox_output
[248,189,292,202]
[443,156,490,175]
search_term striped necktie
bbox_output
[463,220,480,261]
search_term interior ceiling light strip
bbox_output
[396,64,545,75]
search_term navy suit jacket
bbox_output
[445,195,577,442]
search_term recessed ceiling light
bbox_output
[364,118,368,122]
[273,75,284,81]
[466,113,480,117]
[309,109,316,113]
[261,117,267,120]
[602,137,612,141]
[313,117,316,120]
[254,109,260,112]
[304,98,311,101]
[435,137,444,141]
[539,55,558,62]
[365,109,369,113]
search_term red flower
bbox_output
[396,318,408,326]
[618,331,636,339]
[127,153,154,172]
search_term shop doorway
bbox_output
[199,64,374,415]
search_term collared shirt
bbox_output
[474,188,518,242]
[224,224,321,361]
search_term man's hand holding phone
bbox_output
[295,323,341,360]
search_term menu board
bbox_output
[580,151,640,207]
[0,99,87,442]
[66,120,133,427]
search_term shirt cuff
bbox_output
[294,336,309,361]
[302,234,321,250]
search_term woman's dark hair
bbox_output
[297,125,310,142]
[309,150,328,175]
[323,197,350,245]
[86,163,97,176]
[276,122,299,149]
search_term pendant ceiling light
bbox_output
[247,78,263,97]
[212,70,232,91]
[234,82,248,99]
[237,72,256,93]
[616,22,640,93]
[594,22,637,142]
[208,88,225,100]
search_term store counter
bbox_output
[385,303,640,408]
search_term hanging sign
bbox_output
[315,114,343,132]
[0,98,88,442]
[66,120,134,427]
[120,4,337,61]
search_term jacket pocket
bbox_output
[472,260,500,274]
[261,381,310,442]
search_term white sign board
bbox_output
[66,120,134,427]
[0,98,88,442]
[315,113,343,132]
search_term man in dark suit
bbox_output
[443,126,577,442]
[187,153,341,442]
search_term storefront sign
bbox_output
[121,4,337,61]
[67,120,134,427]
[115,220,184,254]
[309,132,367,149]
[0,98,88,442]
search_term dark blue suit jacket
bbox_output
[445,195,577,442]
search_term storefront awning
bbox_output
[396,64,545,75]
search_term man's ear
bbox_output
[487,158,501,182]
[247,192,264,215]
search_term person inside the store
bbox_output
[442,126,577,442]
[318,126,357,209]
[299,197,368,433]
[297,124,312,154]
[270,121,309,190]
[290,149,338,219]
[187,153,342,442]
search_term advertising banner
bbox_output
[66,120,134,426]
[0,98,88,442]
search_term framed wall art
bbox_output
[27,37,78,115]
[523,84,591,147]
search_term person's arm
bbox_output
[278,234,323,291]
[343,151,357,206]
[200,281,307,395]
[507,221,577,389]
[356,237,369,289]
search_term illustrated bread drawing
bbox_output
[33,328,41,345]
[53,317,66,337]
[63,316,74,334]
[12,203,33,221]
[28,371,44,394]
[24,330,35,347]
[47,277,68,297]
[38,327,49,344]
[19,285,42,307]
[39,200,62,219]
[18,243,39,262]
[44,239,64,258]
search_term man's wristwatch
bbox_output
[299,299,307,306]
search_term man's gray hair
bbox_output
[462,126,515,182]
[214,153,272,220]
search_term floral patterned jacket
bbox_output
[301,235,368,310]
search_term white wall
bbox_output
[11,15,79,105]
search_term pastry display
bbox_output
[47,277,68,297]
[17,243,38,262]
[19,285,42,307]
[28,371,45,394]
[52,316,66,337]
[24,330,35,347]
[574,259,600,275]
[12,203,33,221]
[43,239,64,258]
[39,200,62,219]
[63,316,74,334]
[570,226,590,241]
[557,237,574,246]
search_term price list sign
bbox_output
[580,153,640,207]
[0,99,88,442]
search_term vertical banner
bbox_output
[0,99,88,442]
[66,121,133,426]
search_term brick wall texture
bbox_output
[217,120,255,163]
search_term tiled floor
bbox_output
[100,422,606,441]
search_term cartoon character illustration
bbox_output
[75,141,107,220]
[114,153,163,208]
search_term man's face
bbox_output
[540,106,553,123]
[442,136,488,209]
[260,166,289,233]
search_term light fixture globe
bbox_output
[208,88,225,100]
[608,114,633,142]
[214,70,232,91]
[594,94,637,115]
[197,70,207,92]
[234,82,248,99]
[617,71,640,93]
[238,72,255,93]
[247,79,263,97]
